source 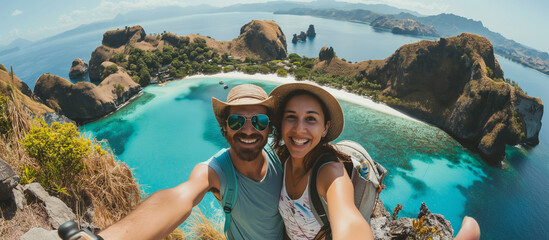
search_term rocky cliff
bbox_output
[34,71,140,123]
[314,33,543,165]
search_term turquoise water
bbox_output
[3,11,549,239]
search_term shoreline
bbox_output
[184,71,420,122]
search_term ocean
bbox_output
[3,11,548,240]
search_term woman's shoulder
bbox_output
[315,159,348,196]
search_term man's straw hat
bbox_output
[269,82,344,142]
[212,84,275,127]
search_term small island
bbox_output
[291,24,316,43]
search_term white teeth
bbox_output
[292,138,309,145]
[240,138,258,144]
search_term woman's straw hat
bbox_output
[269,82,344,142]
[211,84,274,127]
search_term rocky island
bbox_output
[313,33,543,164]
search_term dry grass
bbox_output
[76,140,142,229]
[183,208,225,240]
[0,202,51,240]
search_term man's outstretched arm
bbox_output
[99,164,217,240]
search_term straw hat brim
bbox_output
[269,82,344,142]
[212,96,275,127]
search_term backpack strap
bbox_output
[216,149,238,236]
[309,153,339,239]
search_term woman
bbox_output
[269,83,374,240]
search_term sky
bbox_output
[0,0,548,53]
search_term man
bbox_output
[99,84,284,240]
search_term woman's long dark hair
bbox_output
[271,90,349,171]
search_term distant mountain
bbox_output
[277,8,549,76]
[221,0,421,15]
[0,38,33,56]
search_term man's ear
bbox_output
[221,124,227,137]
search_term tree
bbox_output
[139,68,151,87]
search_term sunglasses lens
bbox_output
[251,114,269,131]
[227,115,245,131]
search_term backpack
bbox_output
[217,146,282,235]
[309,140,387,238]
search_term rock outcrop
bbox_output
[319,47,335,61]
[24,183,77,229]
[314,33,543,164]
[102,25,146,49]
[68,58,88,79]
[307,24,316,38]
[19,228,59,240]
[34,72,140,123]
[371,202,454,240]
[232,20,287,60]
[0,157,19,201]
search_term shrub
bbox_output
[21,121,92,196]
[259,65,271,74]
[110,52,126,63]
[202,64,221,74]
[0,94,11,136]
[102,64,118,80]
[486,66,493,78]
[392,203,403,220]
[113,84,125,98]
[243,65,260,74]
[276,68,288,77]
[411,215,442,240]
[288,53,302,63]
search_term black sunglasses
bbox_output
[227,114,270,131]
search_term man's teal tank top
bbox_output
[202,147,284,240]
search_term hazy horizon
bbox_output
[1,0,548,53]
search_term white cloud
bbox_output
[57,0,187,28]
[11,10,23,16]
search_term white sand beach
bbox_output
[186,72,420,122]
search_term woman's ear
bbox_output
[323,121,331,137]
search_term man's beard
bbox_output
[226,132,267,161]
